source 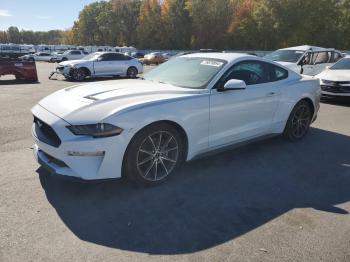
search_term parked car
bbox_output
[131,52,145,59]
[265,45,343,76]
[141,52,167,65]
[54,52,143,81]
[32,53,320,184]
[315,56,350,98]
[20,52,53,62]
[52,50,88,62]
[161,53,173,60]
[0,58,38,81]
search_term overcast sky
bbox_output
[0,0,100,31]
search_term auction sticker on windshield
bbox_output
[200,60,224,67]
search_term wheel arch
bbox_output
[298,97,315,116]
[121,120,189,177]
[78,66,91,76]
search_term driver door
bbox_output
[209,60,284,148]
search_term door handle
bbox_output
[266,92,276,97]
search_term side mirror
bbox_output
[96,57,103,62]
[218,79,246,92]
[325,66,330,70]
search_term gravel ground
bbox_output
[0,62,350,262]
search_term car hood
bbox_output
[316,69,350,82]
[37,79,204,124]
[59,60,89,66]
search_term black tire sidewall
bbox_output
[283,100,312,141]
[127,67,137,78]
[124,123,184,185]
[73,68,86,81]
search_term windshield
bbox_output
[330,58,350,70]
[265,50,305,63]
[144,57,226,89]
[82,53,100,60]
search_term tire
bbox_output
[126,67,138,78]
[283,100,312,141]
[61,57,68,61]
[71,68,86,81]
[124,123,184,185]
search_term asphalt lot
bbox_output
[0,62,350,262]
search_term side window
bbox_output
[224,61,271,85]
[71,51,81,55]
[331,52,342,63]
[272,65,288,81]
[100,53,112,61]
[311,52,330,64]
[99,53,125,61]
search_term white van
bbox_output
[265,45,344,76]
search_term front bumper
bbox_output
[55,65,73,78]
[31,104,129,180]
[321,85,350,97]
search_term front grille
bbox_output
[321,85,350,93]
[33,116,61,147]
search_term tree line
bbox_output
[1,0,350,50]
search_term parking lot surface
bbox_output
[0,62,350,262]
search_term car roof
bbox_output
[279,45,336,52]
[182,52,256,62]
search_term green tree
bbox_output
[186,0,233,49]
[136,0,163,49]
[161,0,191,49]
[7,26,21,43]
[110,0,141,46]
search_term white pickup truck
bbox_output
[53,52,143,81]
[52,50,88,62]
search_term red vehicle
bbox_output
[0,58,38,82]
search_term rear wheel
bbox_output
[126,67,138,78]
[71,68,86,81]
[124,123,184,185]
[283,100,312,141]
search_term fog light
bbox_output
[67,151,105,157]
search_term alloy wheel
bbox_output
[136,131,179,182]
[291,104,311,139]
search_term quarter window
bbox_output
[272,65,288,81]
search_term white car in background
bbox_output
[32,53,320,184]
[56,52,143,81]
[315,56,350,98]
[265,45,343,76]
[52,50,88,62]
[21,52,54,62]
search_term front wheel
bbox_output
[126,67,138,78]
[283,100,312,141]
[71,68,86,81]
[124,123,184,185]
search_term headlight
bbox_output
[66,123,123,138]
[321,79,335,86]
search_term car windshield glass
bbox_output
[265,50,305,63]
[144,57,226,89]
[330,58,350,70]
[82,53,100,60]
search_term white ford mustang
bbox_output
[32,53,321,184]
